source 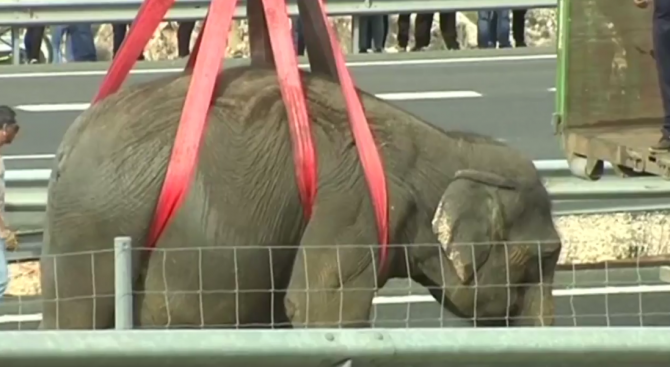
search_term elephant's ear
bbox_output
[431,170,515,283]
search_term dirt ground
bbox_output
[8,211,670,297]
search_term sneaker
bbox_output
[650,134,670,152]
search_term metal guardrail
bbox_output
[2,159,669,213]
[0,0,558,26]
[1,328,668,366]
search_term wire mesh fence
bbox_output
[2,234,670,365]
[3,235,670,329]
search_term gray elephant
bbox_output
[40,65,561,330]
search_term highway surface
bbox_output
[1,266,669,331]
[0,47,558,171]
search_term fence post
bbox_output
[114,236,133,329]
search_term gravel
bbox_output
[7,211,670,296]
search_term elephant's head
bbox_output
[415,169,561,326]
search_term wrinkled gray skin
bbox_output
[40,66,561,330]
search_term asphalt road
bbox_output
[1,266,669,331]
[0,47,558,170]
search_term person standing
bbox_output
[177,22,196,57]
[395,13,411,52]
[414,12,460,51]
[0,106,21,301]
[23,26,45,63]
[638,0,670,150]
[477,10,511,49]
[512,9,527,47]
[112,23,146,60]
[358,15,385,53]
[51,24,98,63]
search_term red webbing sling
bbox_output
[92,0,389,272]
[309,0,389,269]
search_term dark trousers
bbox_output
[178,22,196,57]
[397,14,411,48]
[413,12,459,50]
[512,9,526,46]
[24,27,45,61]
[654,0,670,132]
[112,23,145,60]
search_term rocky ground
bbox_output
[87,10,557,61]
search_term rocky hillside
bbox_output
[91,9,556,61]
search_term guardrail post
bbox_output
[11,26,20,65]
[114,236,133,329]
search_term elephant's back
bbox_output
[47,67,304,254]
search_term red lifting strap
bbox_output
[92,0,389,273]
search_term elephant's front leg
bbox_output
[284,202,379,328]
[513,252,559,327]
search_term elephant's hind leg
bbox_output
[40,248,116,329]
[284,193,379,328]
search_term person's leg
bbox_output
[24,27,45,62]
[413,13,433,50]
[652,0,670,150]
[397,14,411,50]
[112,23,127,55]
[370,15,385,52]
[65,29,75,62]
[51,25,66,63]
[68,24,98,62]
[496,10,512,48]
[296,18,306,56]
[477,11,493,48]
[358,16,371,53]
[178,22,195,57]
[512,9,527,47]
[439,12,459,50]
[382,15,389,48]
[112,23,145,61]
[0,238,8,301]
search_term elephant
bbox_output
[39,65,562,330]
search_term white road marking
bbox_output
[0,54,556,79]
[14,103,90,112]
[14,91,481,113]
[0,313,42,323]
[4,154,56,161]
[548,87,556,92]
[376,91,482,101]
[372,284,670,305]
[2,283,668,324]
[4,169,52,181]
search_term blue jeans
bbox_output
[477,10,511,48]
[51,25,73,63]
[52,24,97,62]
[358,15,385,52]
[0,238,8,301]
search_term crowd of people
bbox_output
[19,9,530,63]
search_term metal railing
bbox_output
[0,0,558,26]
[2,236,668,366]
[0,0,558,64]
[3,159,667,213]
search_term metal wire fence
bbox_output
[2,232,670,366]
